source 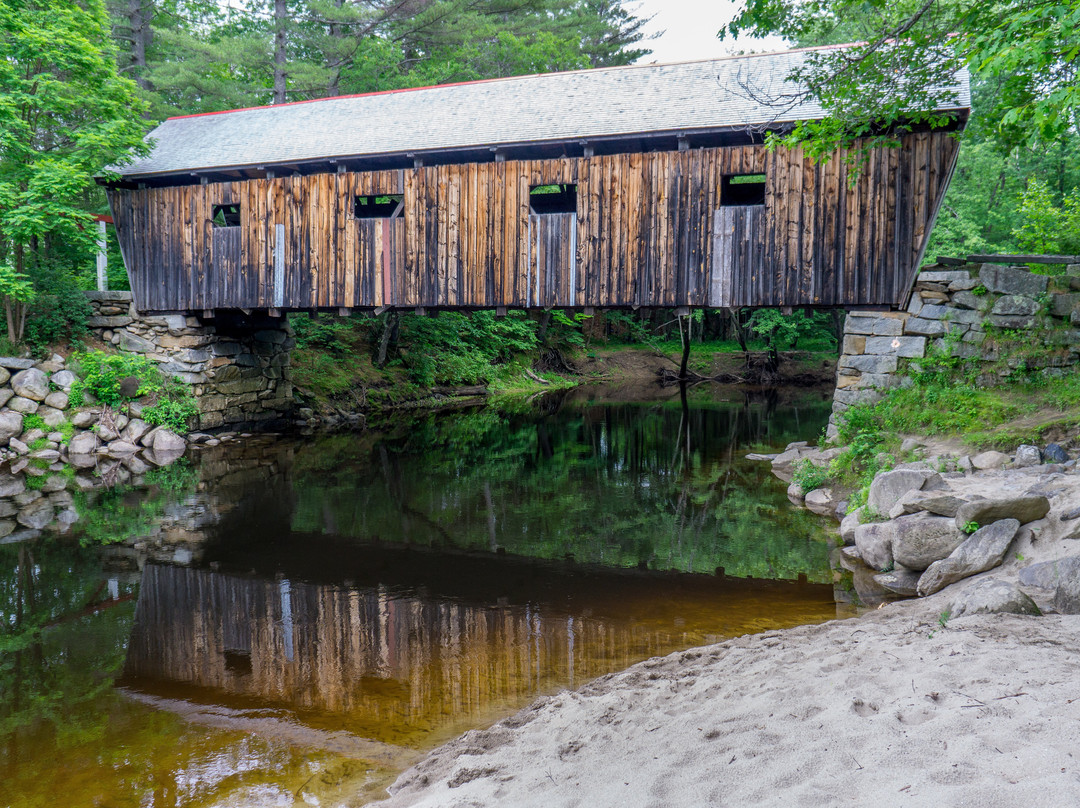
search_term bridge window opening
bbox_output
[211,203,241,227]
[223,649,252,676]
[530,184,577,215]
[355,194,403,218]
[721,174,766,206]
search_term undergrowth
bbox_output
[69,350,198,433]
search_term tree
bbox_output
[0,0,149,340]
[723,0,1080,158]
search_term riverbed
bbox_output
[0,384,849,807]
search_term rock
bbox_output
[990,295,1039,316]
[0,519,14,539]
[915,494,968,518]
[874,569,921,597]
[0,368,8,386]
[916,519,1020,596]
[10,368,50,401]
[106,440,139,458]
[804,488,839,518]
[0,411,23,443]
[14,490,40,506]
[1019,556,1080,591]
[0,474,24,498]
[118,375,141,398]
[954,496,1051,530]
[121,419,150,444]
[71,410,98,428]
[787,480,804,504]
[50,370,76,389]
[854,521,896,571]
[68,432,97,454]
[7,396,38,414]
[770,446,814,482]
[867,469,938,514]
[1013,444,1042,468]
[43,391,69,410]
[8,438,28,456]
[151,428,187,453]
[144,448,185,467]
[40,475,67,493]
[123,455,151,474]
[1044,443,1069,464]
[971,451,1010,470]
[68,452,97,469]
[8,459,27,475]
[1052,558,1080,614]
[888,489,933,519]
[839,508,862,546]
[950,578,1041,618]
[979,264,1049,297]
[899,437,922,454]
[891,513,965,571]
[38,407,66,428]
[29,449,60,462]
[0,357,34,370]
[16,498,54,530]
[118,332,156,354]
[96,425,118,442]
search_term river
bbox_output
[0,384,849,807]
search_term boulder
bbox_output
[854,521,896,571]
[144,448,185,467]
[7,396,38,414]
[50,370,76,389]
[1044,443,1069,464]
[121,418,150,444]
[106,440,139,458]
[0,519,14,539]
[0,367,8,386]
[151,428,187,454]
[69,452,97,469]
[916,519,1020,596]
[16,498,54,530]
[915,494,968,518]
[971,451,1010,470]
[1050,557,1080,614]
[874,569,921,597]
[949,578,1041,618]
[8,438,28,456]
[787,480,805,504]
[38,407,66,428]
[0,389,12,409]
[979,264,1049,297]
[0,357,34,371]
[888,489,932,519]
[71,410,98,428]
[68,432,97,455]
[804,488,839,517]
[10,368,49,401]
[1013,445,1042,468]
[892,513,965,571]
[29,449,60,462]
[0,411,23,443]
[990,295,1039,316]
[0,473,24,498]
[771,446,815,482]
[1018,556,1080,591]
[867,469,938,514]
[43,391,69,410]
[40,475,67,493]
[839,508,863,546]
[954,496,1051,530]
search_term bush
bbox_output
[397,310,538,386]
[792,458,830,492]
[69,350,198,433]
[22,261,91,353]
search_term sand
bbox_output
[371,465,1080,808]
[373,606,1080,807]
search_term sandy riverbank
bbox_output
[371,602,1080,807]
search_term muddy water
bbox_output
[0,386,846,807]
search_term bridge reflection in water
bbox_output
[121,546,840,753]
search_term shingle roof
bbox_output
[117,44,971,179]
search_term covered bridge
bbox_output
[105,46,970,316]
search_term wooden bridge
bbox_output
[105,46,970,316]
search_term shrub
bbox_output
[792,458,830,492]
[22,262,91,353]
[69,349,198,433]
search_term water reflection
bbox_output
[1,386,845,807]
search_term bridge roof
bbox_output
[116,44,970,181]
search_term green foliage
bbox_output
[70,350,197,433]
[21,413,45,432]
[21,261,92,352]
[397,310,539,386]
[1013,178,1080,257]
[792,458,829,493]
[962,520,980,534]
[748,308,838,353]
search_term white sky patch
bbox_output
[631,0,789,64]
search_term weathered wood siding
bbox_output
[108,131,959,312]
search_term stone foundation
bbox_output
[829,262,1080,441]
[85,292,295,429]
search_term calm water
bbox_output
[0,385,846,807]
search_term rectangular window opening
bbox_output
[530,184,577,215]
[355,194,403,219]
[212,203,241,227]
[721,174,766,206]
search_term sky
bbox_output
[632,0,788,64]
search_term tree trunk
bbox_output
[326,0,344,97]
[273,0,288,104]
[128,0,154,91]
[678,315,691,379]
[375,311,397,367]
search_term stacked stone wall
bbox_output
[829,262,1080,441]
[85,292,295,429]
